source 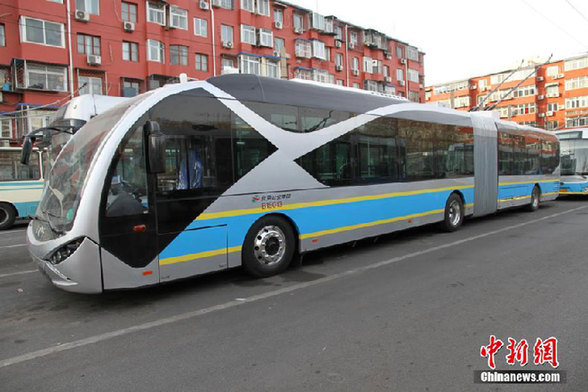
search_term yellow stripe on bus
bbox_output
[197,185,474,221]
[498,179,560,186]
[159,245,242,266]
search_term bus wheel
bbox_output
[526,186,541,212]
[242,216,295,278]
[0,203,16,230]
[441,194,464,232]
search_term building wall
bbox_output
[0,0,425,145]
[424,56,588,132]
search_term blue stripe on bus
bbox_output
[0,181,44,187]
[13,201,40,218]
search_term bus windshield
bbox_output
[560,139,588,176]
[37,95,146,233]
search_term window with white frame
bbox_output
[490,73,508,85]
[147,39,164,62]
[220,0,233,9]
[352,57,359,72]
[76,0,99,14]
[363,57,373,73]
[352,82,359,89]
[170,6,187,29]
[240,24,256,44]
[546,66,559,77]
[311,13,325,31]
[383,65,389,77]
[147,2,165,25]
[406,46,419,61]
[334,26,342,41]
[565,95,588,109]
[547,102,559,112]
[194,18,208,37]
[293,13,304,32]
[0,24,5,47]
[122,78,140,97]
[396,68,404,81]
[221,25,233,44]
[274,37,285,55]
[336,80,343,86]
[396,45,403,58]
[513,85,536,98]
[295,39,311,58]
[512,103,536,116]
[478,79,487,90]
[349,31,358,46]
[313,69,333,84]
[324,18,333,34]
[546,85,559,97]
[122,2,137,22]
[335,53,343,67]
[122,41,138,61]
[170,45,188,65]
[27,110,56,133]
[364,80,379,92]
[546,120,558,130]
[240,0,254,12]
[77,33,100,55]
[26,63,67,91]
[408,69,419,83]
[195,53,208,71]
[274,9,283,25]
[239,55,260,75]
[408,91,420,102]
[453,95,470,108]
[566,76,588,90]
[78,75,102,95]
[385,85,396,95]
[566,116,588,128]
[294,68,312,80]
[221,58,234,71]
[565,57,588,72]
[257,0,270,16]
[312,40,326,60]
[0,117,12,139]
[264,59,279,78]
[20,17,64,47]
[258,29,273,47]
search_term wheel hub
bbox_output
[253,225,286,266]
[448,200,461,226]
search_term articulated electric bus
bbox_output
[26,75,560,293]
[557,129,588,195]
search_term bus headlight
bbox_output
[48,238,85,265]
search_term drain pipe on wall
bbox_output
[66,0,74,98]
[210,6,217,77]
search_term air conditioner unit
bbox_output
[348,42,355,49]
[87,54,102,66]
[294,27,302,34]
[537,76,544,82]
[385,76,392,82]
[75,10,90,22]
[385,54,392,60]
[274,21,283,29]
[123,21,135,32]
[554,74,564,79]
[222,41,233,49]
[371,59,379,68]
[538,113,546,118]
[547,92,560,98]
[352,69,359,76]
[211,0,222,7]
[547,111,554,116]
[470,85,477,90]
[336,65,343,71]
[398,80,405,86]
[400,58,406,64]
[537,95,545,100]
[199,0,209,10]
[335,40,341,48]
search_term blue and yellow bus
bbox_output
[557,129,588,195]
[26,75,559,293]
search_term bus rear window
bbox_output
[0,150,40,181]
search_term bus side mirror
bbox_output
[145,121,166,174]
[21,137,33,165]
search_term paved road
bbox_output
[1,200,587,391]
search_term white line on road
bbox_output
[0,205,585,369]
[0,243,27,250]
[0,270,37,279]
[0,229,27,235]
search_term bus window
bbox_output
[297,136,354,186]
[398,120,435,181]
[498,132,513,175]
[512,135,526,175]
[233,116,277,180]
[526,135,541,175]
[356,117,401,183]
[0,150,40,181]
[105,127,148,217]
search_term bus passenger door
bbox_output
[100,127,160,290]
[471,114,498,216]
[155,134,233,283]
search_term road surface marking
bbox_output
[0,244,27,250]
[0,270,37,279]
[0,205,585,369]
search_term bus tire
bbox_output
[526,185,540,212]
[242,215,295,278]
[441,193,464,232]
[0,203,16,231]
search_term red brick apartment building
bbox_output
[0,0,425,146]
[425,55,588,132]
